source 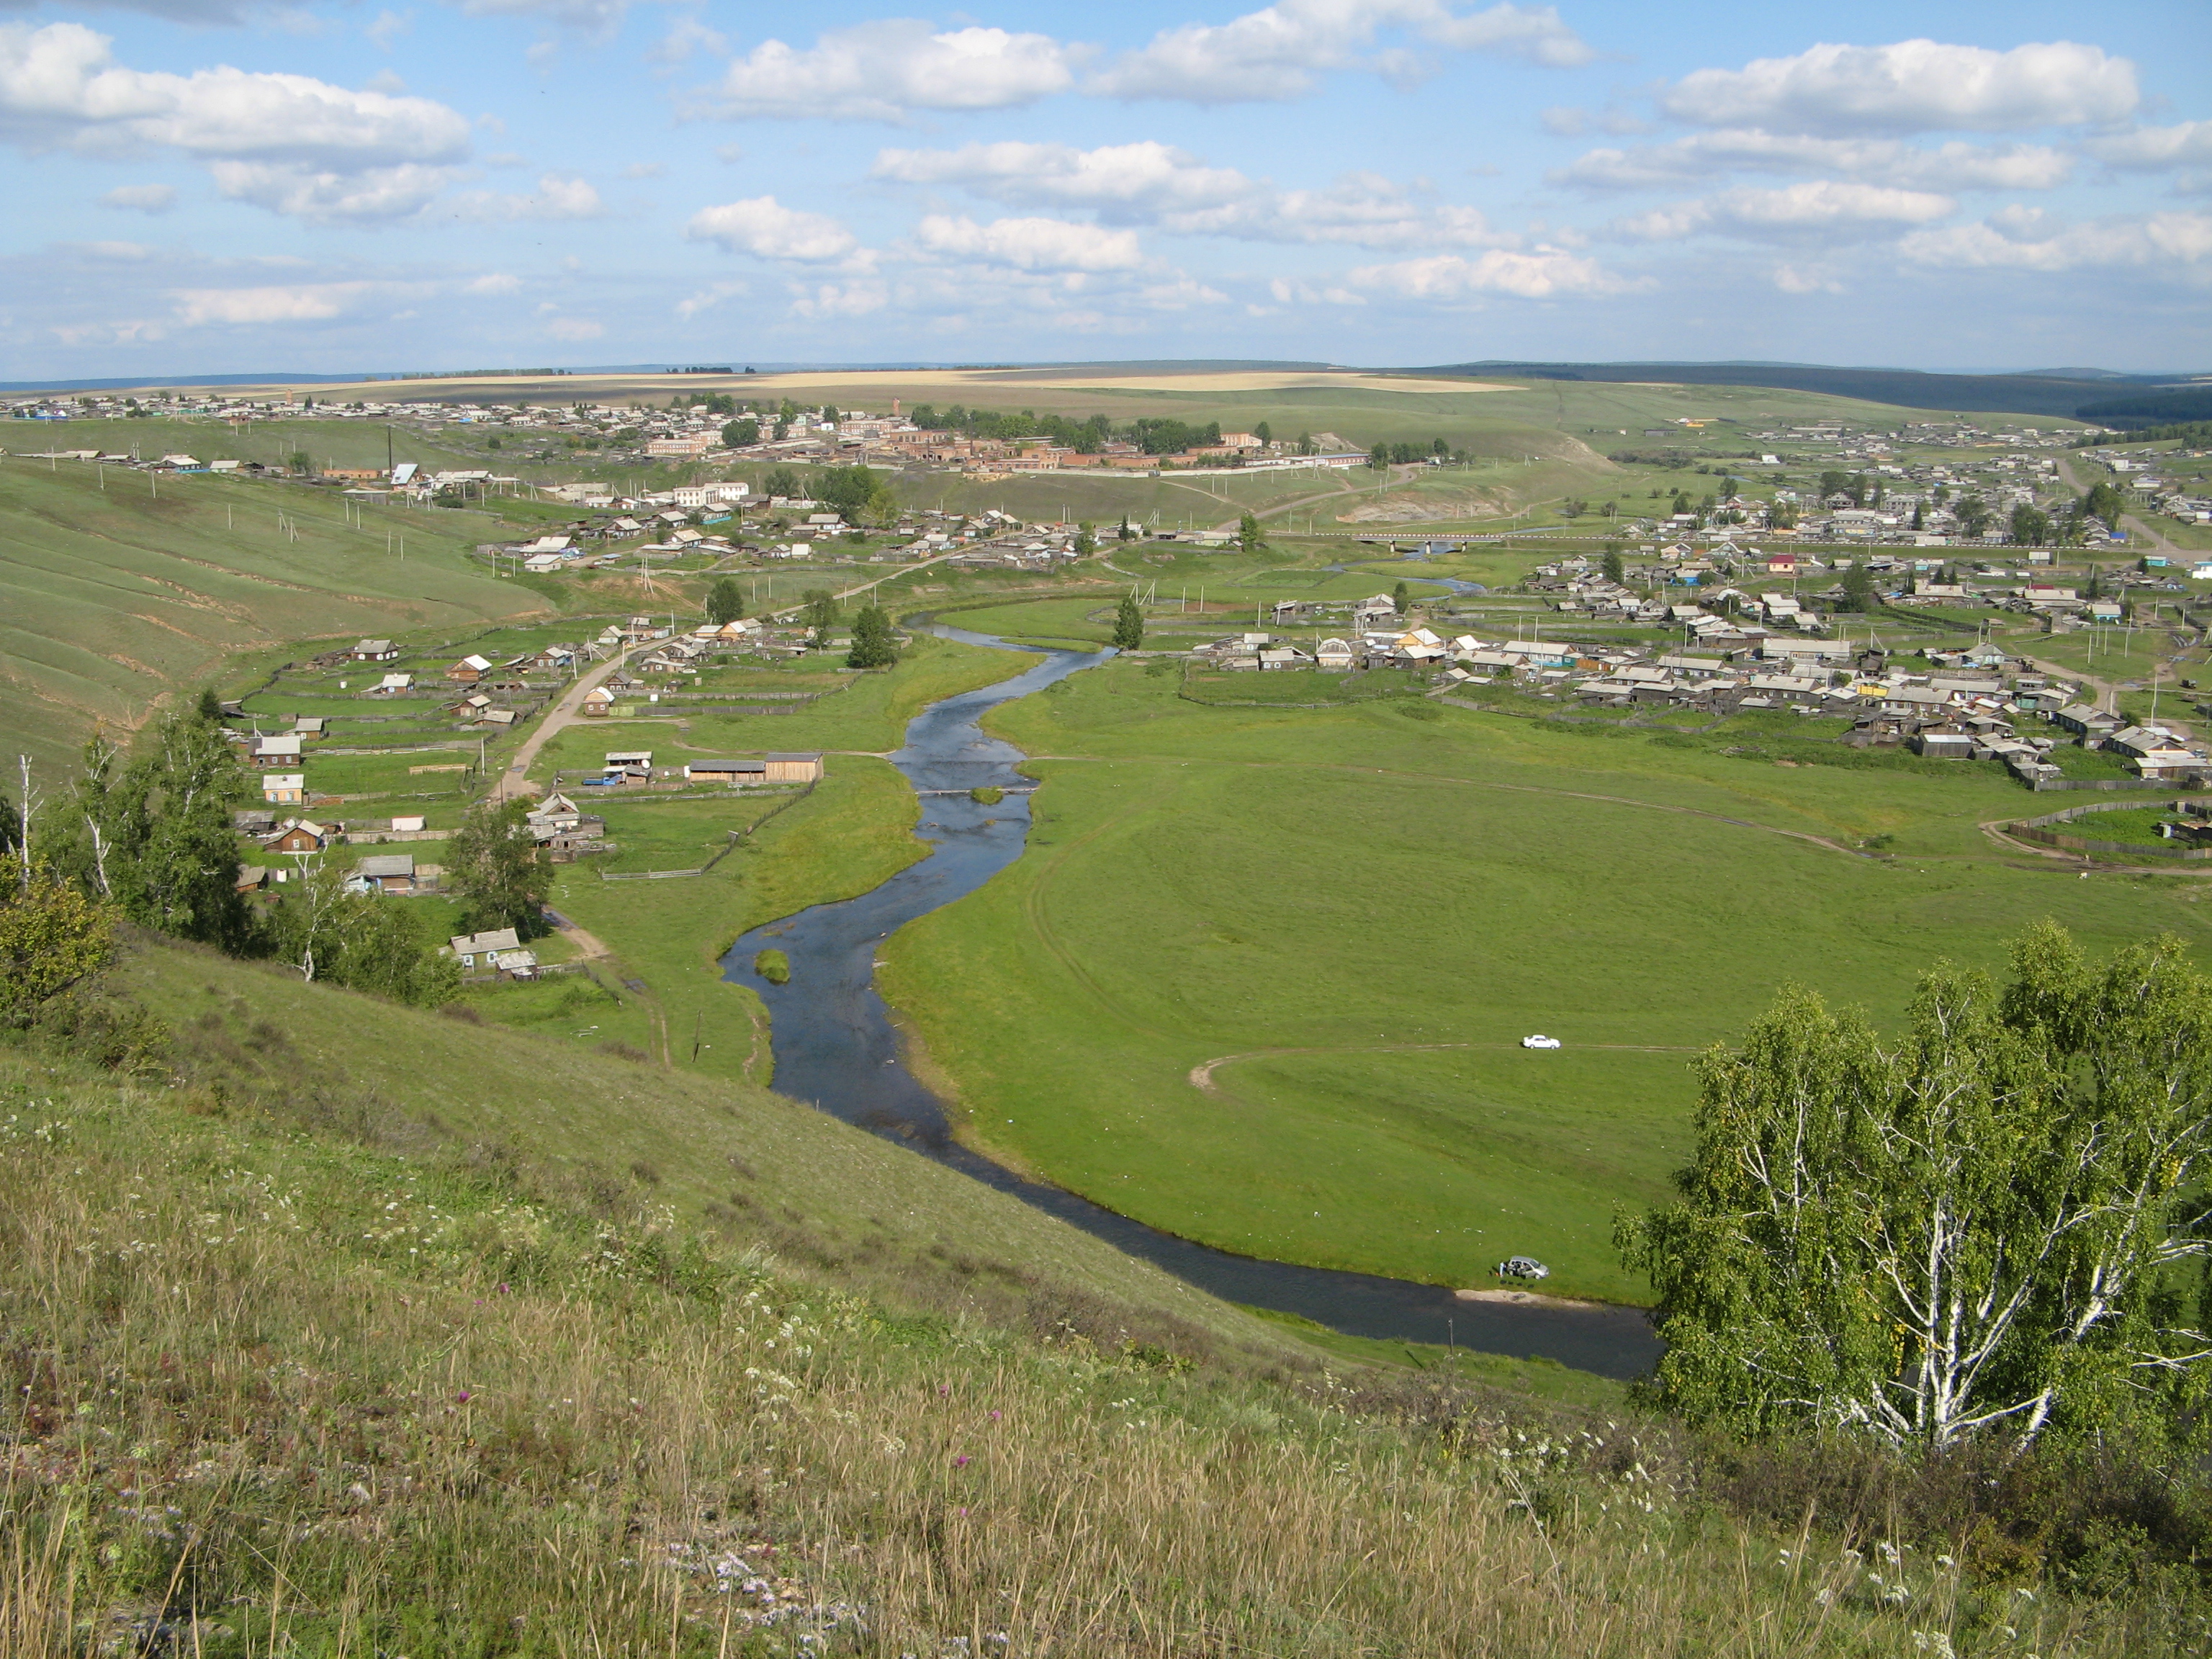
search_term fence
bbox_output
[1999,794,2212,861]
[588,781,819,880]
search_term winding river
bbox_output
[719,624,1660,1380]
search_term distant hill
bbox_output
[1405,361,2203,421]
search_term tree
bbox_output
[444,798,547,939]
[59,714,251,952]
[1238,511,1262,554]
[1392,580,1411,614]
[288,451,314,476]
[1838,561,1878,613]
[1911,500,1925,531]
[1619,924,2212,1453]
[846,604,898,669]
[1601,549,1625,584]
[1956,494,1994,538]
[2010,503,2052,548]
[763,466,801,499]
[1112,594,1145,652]
[0,857,115,1028]
[816,464,896,526]
[800,588,840,641]
[1118,516,1137,543]
[1075,521,1096,555]
[706,577,745,626]
[265,862,457,1007]
[1254,421,1272,445]
[721,417,760,448]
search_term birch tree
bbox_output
[1619,923,2212,1452]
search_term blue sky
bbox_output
[2,0,2207,379]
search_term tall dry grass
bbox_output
[0,1058,2198,1658]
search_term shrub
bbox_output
[970,786,1005,805]
[755,948,791,985]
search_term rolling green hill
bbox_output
[0,459,542,769]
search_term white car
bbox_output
[1521,1034,1562,1050]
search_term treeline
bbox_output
[905,404,1241,457]
[2077,387,2212,428]
[2075,421,2212,448]
[1,698,554,1033]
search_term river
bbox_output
[719,623,1660,1380]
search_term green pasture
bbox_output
[0,460,539,768]
[589,792,796,873]
[303,749,479,799]
[874,657,2212,1302]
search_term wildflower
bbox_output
[953,1455,970,1467]
[456,1391,472,1403]
[989,1410,1001,1421]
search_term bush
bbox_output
[970,786,1004,804]
[754,948,791,985]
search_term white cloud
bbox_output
[366,10,413,51]
[208,159,452,220]
[874,140,1504,251]
[1901,210,2212,276]
[687,195,865,264]
[1554,130,2071,192]
[788,279,887,319]
[2086,122,2212,171]
[913,213,1143,271]
[1611,181,1956,242]
[1660,39,2138,138]
[100,181,175,211]
[171,281,376,325]
[1093,0,1591,103]
[1349,246,1632,300]
[1773,264,1843,294]
[1166,174,1502,248]
[464,271,521,294]
[444,172,605,220]
[872,140,1251,219]
[544,315,604,340]
[456,0,631,32]
[708,22,1079,122]
[674,279,747,321]
[0,22,469,220]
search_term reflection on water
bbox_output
[719,624,1659,1380]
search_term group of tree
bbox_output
[1367,438,1457,469]
[1622,922,2212,1455]
[813,464,899,527]
[0,696,565,1021]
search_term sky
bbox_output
[1,0,2208,382]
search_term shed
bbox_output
[252,732,304,765]
[1910,729,1976,760]
[262,773,306,805]
[685,759,767,783]
[764,751,824,783]
[350,853,417,894]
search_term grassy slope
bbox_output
[7,987,2175,1656]
[0,460,541,768]
[876,658,2212,1302]
[113,938,1276,1354]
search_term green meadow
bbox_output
[0,459,539,768]
[875,658,2212,1303]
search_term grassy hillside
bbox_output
[1,940,2194,1655]
[0,459,541,768]
[876,657,2212,1303]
